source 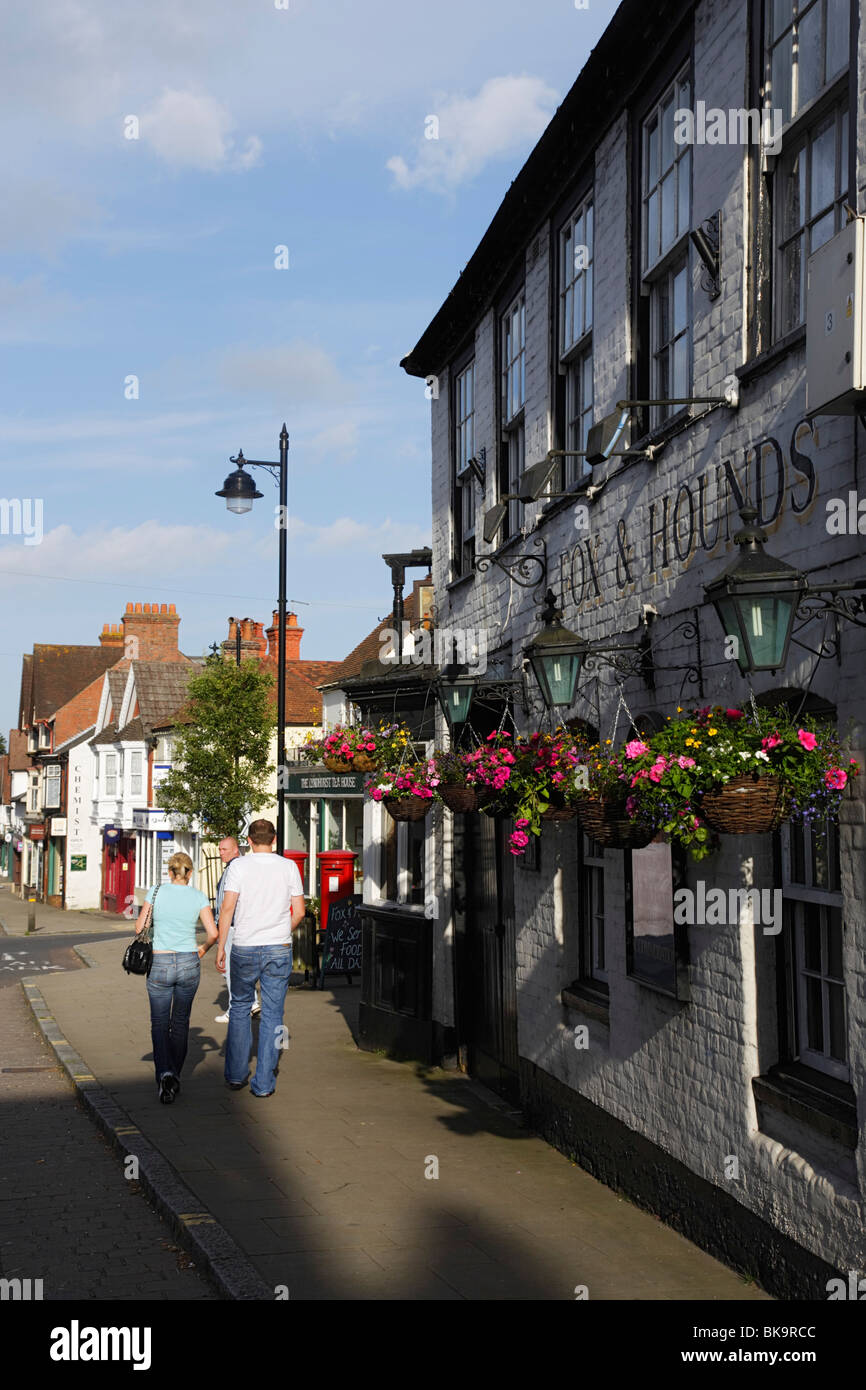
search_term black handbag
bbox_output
[122,886,161,977]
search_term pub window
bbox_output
[780,817,849,1081]
[774,105,848,337]
[625,839,690,999]
[453,359,477,577]
[555,198,594,491]
[765,0,849,129]
[499,292,525,541]
[578,831,607,992]
[642,67,692,430]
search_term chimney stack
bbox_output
[221,615,267,662]
[266,610,304,663]
[121,601,183,661]
[99,622,124,650]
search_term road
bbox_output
[0,906,217,1301]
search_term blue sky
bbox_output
[0,0,619,736]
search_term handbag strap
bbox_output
[139,883,162,943]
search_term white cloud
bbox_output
[12,520,234,581]
[288,515,431,554]
[216,343,353,406]
[139,89,262,172]
[386,75,559,193]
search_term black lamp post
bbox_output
[216,425,289,850]
[704,507,807,674]
[524,590,585,710]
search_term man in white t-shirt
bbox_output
[216,818,305,1098]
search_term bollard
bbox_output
[26,897,36,934]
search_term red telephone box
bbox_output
[317,850,357,930]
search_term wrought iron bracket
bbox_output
[474,535,547,590]
[690,212,721,300]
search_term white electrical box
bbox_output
[806,217,866,415]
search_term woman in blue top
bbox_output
[134,851,217,1104]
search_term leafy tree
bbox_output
[156,657,276,841]
[0,733,6,755]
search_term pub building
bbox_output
[359,0,866,1296]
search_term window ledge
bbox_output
[446,570,476,594]
[752,1062,856,1150]
[562,983,610,1024]
[736,325,806,388]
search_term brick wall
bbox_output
[421,0,866,1272]
[121,602,183,661]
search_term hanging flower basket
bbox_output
[352,752,378,773]
[575,796,656,849]
[323,755,352,773]
[699,774,789,835]
[437,784,479,813]
[383,795,433,822]
[541,793,579,822]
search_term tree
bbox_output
[156,658,276,842]
[0,733,6,756]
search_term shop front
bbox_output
[282,764,365,900]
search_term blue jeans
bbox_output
[146,952,200,1084]
[225,944,292,1095]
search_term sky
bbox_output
[0,0,620,736]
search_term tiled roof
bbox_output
[7,729,30,771]
[0,754,9,802]
[105,668,128,722]
[321,584,428,688]
[131,660,200,731]
[294,659,344,686]
[19,644,119,724]
[266,667,327,726]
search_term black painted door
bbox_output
[462,812,519,1101]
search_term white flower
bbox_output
[754,750,770,762]
[738,750,751,760]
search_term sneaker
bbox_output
[214,1011,229,1023]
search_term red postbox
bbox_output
[317,850,357,931]
[282,850,308,894]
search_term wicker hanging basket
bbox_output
[352,752,378,773]
[383,795,433,823]
[699,774,789,834]
[323,754,353,773]
[437,784,479,813]
[541,793,579,822]
[575,796,656,849]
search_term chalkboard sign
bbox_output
[318,894,362,987]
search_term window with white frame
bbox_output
[38,724,51,750]
[454,360,476,576]
[27,770,40,813]
[129,751,143,797]
[381,812,428,908]
[642,67,692,429]
[42,764,61,811]
[557,199,594,489]
[155,734,173,761]
[499,293,525,541]
[780,817,848,1080]
[104,753,118,798]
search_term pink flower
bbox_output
[725,708,744,720]
[515,818,530,828]
[648,766,664,783]
[762,733,782,750]
[825,768,847,790]
[365,741,376,751]
[625,740,650,759]
[625,796,637,816]
[370,788,384,801]
[797,729,817,751]
[676,756,696,769]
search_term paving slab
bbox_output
[28,935,773,1301]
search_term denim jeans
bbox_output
[146,952,200,1084]
[224,927,259,1014]
[225,943,292,1095]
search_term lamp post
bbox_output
[216,425,290,851]
[524,590,585,710]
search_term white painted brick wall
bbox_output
[419,0,866,1271]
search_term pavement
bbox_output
[3,886,772,1301]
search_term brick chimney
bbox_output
[221,615,268,662]
[121,602,182,661]
[266,610,303,663]
[99,622,124,650]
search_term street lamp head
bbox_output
[216,451,263,514]
[437,663,476,728]
[524,589,585,709]
[704,507,807,674]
